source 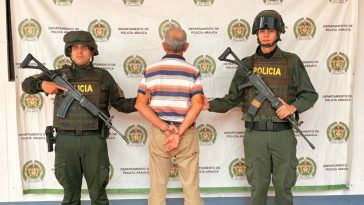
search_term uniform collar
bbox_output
[72,62,92,69]
[255,45,282,59]
[71,63,93,74]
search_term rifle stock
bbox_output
[218,47,315,150]
[20,53,34,69]
[218,47,232,61]
[20,53,129,144]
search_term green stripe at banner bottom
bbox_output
[23,184,348,195]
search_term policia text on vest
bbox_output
[218,47,315,150]
[20,53,128,149]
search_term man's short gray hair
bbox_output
[164,27,187,53]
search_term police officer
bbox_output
[205,10,318,205]
[22,30,136,205]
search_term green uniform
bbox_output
[209,46,318,205]
[22,64,136,205]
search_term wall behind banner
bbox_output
[1,0,364,203]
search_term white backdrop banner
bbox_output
[12,0,357,195]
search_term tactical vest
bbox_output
[53,66,103,130]
[242,55,296,117]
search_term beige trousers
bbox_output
[148,125,205,205]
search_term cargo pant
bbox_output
[54,134,110,205]
[148,125,205,205]
[244,129,298,205]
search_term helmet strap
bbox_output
[70,57,93,69]
[257,34,280,48]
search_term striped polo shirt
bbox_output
[138,54,204,123]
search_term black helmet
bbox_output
[63,31,98,57]
[252,10,285,35]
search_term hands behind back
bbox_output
[162,124,182,152]
[164,132,181,152]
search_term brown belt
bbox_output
[163,121,196,128]
[245,121,292,131]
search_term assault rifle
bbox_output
[218,47,315,150]
[20,53,128,143]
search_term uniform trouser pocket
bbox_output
[54,159,82,189]
[245,160,254,186]
[54,161,72,188]
[83,136,110,203]
[284,161,298,188]
[86,165,109,204]
[55,160,82,204]
[98,166,109,188]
